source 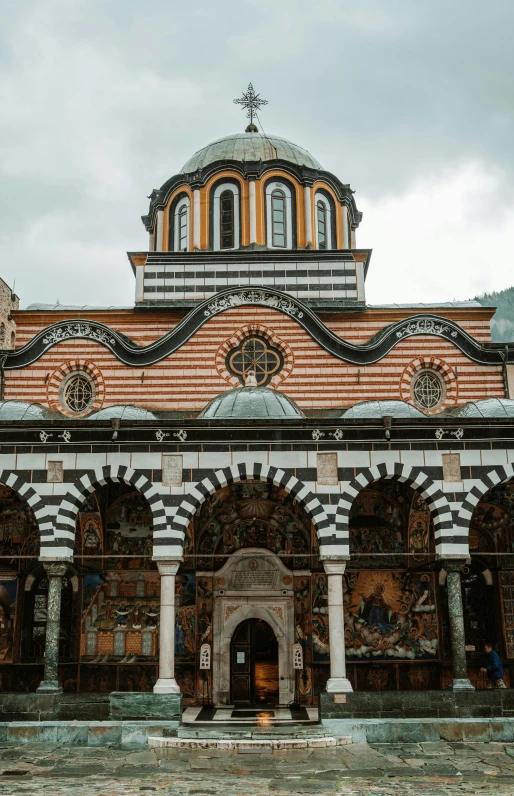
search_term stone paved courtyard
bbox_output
[2,741,514,795]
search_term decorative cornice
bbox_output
[5,287,513,370]
[143,158,362,232]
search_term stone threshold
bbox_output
[148,735,352,750]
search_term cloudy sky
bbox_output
[1,0,513,307]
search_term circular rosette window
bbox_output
[47,361,105,417]
[226,335,284,386]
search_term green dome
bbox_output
[343,400,426,419]
[0,401,61,421]
[181,132,323,173]
[199,387,305,420]
[87,405,158,421]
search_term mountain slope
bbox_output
[474,286,514,343]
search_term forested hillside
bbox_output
[474,287,514,343]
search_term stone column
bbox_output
[36,562,68,693]
[249,179,257,245]
[154,561,181,694]
[193,188,201,250]
[341,207,349,249]
[304,184,313,249]
[323,561,353,692]
[443,560,475,690]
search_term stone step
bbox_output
[150,734,352,751]
[55,694,111,721]
[177,723,331,740]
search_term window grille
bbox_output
[411,370,445,410]
[227,335,283,386]
[62,374,94,414]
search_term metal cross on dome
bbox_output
[234,83,268,129]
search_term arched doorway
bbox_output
[231,618,279,705]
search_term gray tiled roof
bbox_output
[199,387,305,419]
[181,133,323,173]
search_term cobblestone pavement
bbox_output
[2,741,514,795]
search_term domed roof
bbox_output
[181,132,323,173]
[446,399,514,418]
[199,387,305,420]
[0,400,61,421]
[342,400,426,420]
[87,405,158,421]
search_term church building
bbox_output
[1,86,514,717]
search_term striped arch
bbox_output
[170,462,333,554]
[458,463,514,531]
[336,462,458,557]
[49,465,173,560]
[0,471,51,549]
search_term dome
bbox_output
[87,405,158,421]
[342,400,426,420]
[446,399,514,419]
[0,400,61,421]
[199,387,305,420]
[181,133,323,173]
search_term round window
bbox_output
[60,373,95,415]
[226,335,283,387]
[411,370,445,411]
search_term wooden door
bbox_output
[231,621,252,704]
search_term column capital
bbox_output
[156,560,181,576]
[323,560,347,576]
[43,562,68,578]
[439,558,469,573]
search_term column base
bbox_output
[36,679,62,694]
[153,678,181,694]
[326,677,353,693]
[449,677,475,691]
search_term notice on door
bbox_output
[237,651,245,664]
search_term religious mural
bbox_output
[0,485,39,561]
[470,480,514,563]
[343,570,438,660]
[0,574,17,662]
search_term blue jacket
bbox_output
[485,649,503,680]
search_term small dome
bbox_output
[342,400,426,420]
[447,399,514,418]
[87,405,158,421]
[199,387,305,420]
[0,400,61,421]
[181,132,323,173]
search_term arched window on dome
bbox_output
[168,194,190,252]
[314,190,335,250]
[316,201,327,249]
[220,191,234,249]
[210,181,240,250]
[265,180,294,250]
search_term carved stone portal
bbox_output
[212,548,295,706]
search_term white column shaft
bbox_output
[324,561,353,693]
[156,210,164,252]
[249,180,257,244]
[193,189,201,250]
[154,561,181,694]
[304,185,312,247]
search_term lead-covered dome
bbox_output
[342,400,426,419]
[87,405,158,421]
[445,399,514,418]
[181,132,323,173]
[199,387,305,420]
[0,400,61,421]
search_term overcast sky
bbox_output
[1,0,513,308]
